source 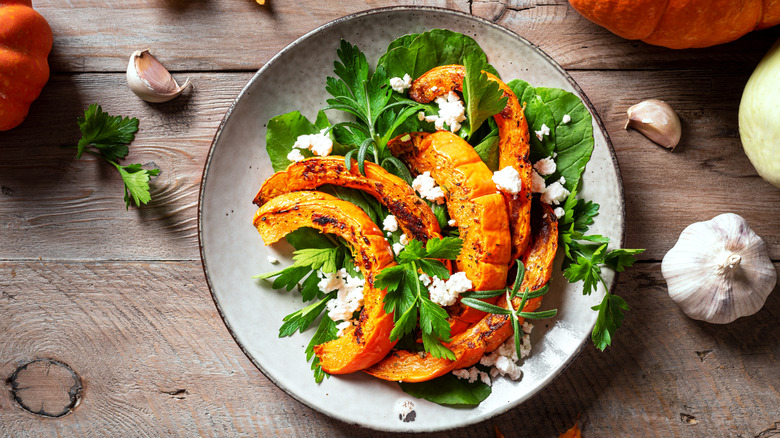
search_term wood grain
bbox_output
[2,2,779,435]
[32,0,780,73]
[1,261,777,436]
[1,70,777,261]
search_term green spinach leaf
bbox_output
[398,374,491,406]
[507,79,556,162]
[535,87,594,192]
[265,110,331,172]
[378,29,498,80]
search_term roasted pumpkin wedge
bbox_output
[364,199,558,382]
[389,131,511,291]
[254,156,442,243]
[408,65,533,260]
[389,131,511,332]
[253,191,397,374]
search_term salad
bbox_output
[251,29,642,406]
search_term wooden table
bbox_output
[2,1,779,436]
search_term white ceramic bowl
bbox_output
[199,7,624,432]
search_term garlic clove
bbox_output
[662,213,776,324]
[624,99,681,150]
[127,49,191,103]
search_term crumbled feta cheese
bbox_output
[452,366,491,386]
[336,320,352,337]
[541,180,570,205]
[392,242,404,256]
[428,272,472,306]
[479,323,534,381]
[412,172,446,204]
[422,91,467,133]
[562,114,571,124]
[389,74,413,94]
[553,207,565,219]
[446,272,473,295]
[399,233,410,246]
[533,157,556,176]
[419,273,431,287]
[293,128,333,157]
[267,256,280,265]
[286,148,305,162]
[383,215,399,233]
[427,276,452,306]
[530,170,546,193]
[492,166,523,195]
[447,219,457,227]
[417,111,426,121]
[320,269,364,323]
[534,123,551,141]
[492,355,523,380]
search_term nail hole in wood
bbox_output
[6,358,83,418]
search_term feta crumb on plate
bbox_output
[319,269,365,324]
[562,114,571,124]
[428,272,472,307]
[422,91,466,133]
[389,74,412,94]
[267,256,280,265]
[412,172,446,204]
[383,215,399,232]
[293,128,333,157]
[533,157,556,176]
[530,170,546,193]
[286,148,305,162]
[534,123,551,141]
[492,166,523,195]
[541,180,570,205]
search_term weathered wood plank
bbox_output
[1,261,777,436]
[2,70,777,261]
[570,69,780,261]
[32,0,780,73]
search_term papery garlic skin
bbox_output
[625,99,681,149]
[127,49,191,103]
[662,213,776,324]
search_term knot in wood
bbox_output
[7,358,83,418]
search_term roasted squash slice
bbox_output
[253,191,397,374]
[389,131,511,291]
[364,199,558,382]
[254,156,442,243]
[389,131,511,331]
[408,65,533,260]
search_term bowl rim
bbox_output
[197,5,625,432]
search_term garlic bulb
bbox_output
[625,99,681,149]
[662,213,776,324]
[126,49,190,103]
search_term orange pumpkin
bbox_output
[0,0,53,131]
[568,0,780,49]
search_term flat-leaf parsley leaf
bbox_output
[74,104,159,209]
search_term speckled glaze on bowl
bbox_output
[199,7,624,433]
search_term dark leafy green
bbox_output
[535,87,594,192]
[265,110,332,172]
[461,53,507,140]
[378,29,498,80]
[398,374,492,406]
[506,79,556,162]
